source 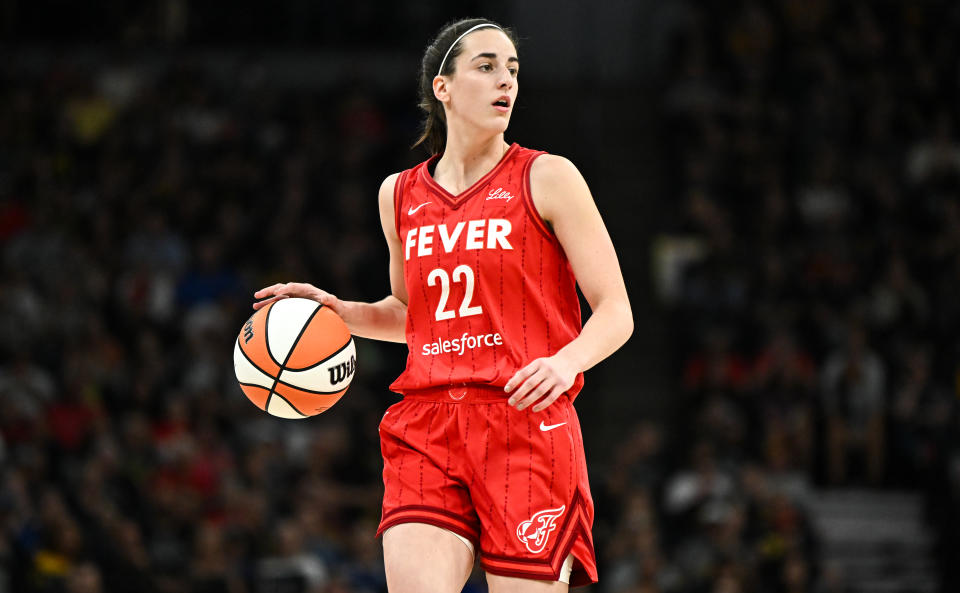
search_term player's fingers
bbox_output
[282,282,308,296]
[505,360,541,393]
[252,294,288,310]
[531,386,565,412]
[280,282,335,304]
[253,283,285,299]
[316,291,338,307]
[507,369,547,406]
[513,377,554,411]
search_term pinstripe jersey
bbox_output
[389,143,584,399]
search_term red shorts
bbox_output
[376,384,598,587]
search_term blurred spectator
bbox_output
[869,253,928,339]
[664,442,735,527]
[681,328,749,398]
[749,329,817,474]
[821,323,886,484]
[65,562,104,593]
[889,343,954,488]
[907,112,960,187]
[256,520,329,593]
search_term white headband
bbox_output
[437,23,504,77]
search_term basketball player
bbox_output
[254,18,632,592]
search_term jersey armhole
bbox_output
[521,152,561,243]
[393,169,410,237]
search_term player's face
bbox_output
[442,29,519,135]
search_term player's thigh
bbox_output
[382,522,474,593]
[486,572,569,593]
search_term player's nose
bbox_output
[497,67,513,89]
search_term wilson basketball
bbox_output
[233,297,356,418]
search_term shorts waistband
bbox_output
[401,384,508,403]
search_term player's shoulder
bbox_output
[378,172,403,218]
[529,153,585,188]
[527,152,593,222]
[379,172,402,197]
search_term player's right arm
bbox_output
[253,174,408,343]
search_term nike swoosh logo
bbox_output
[539,421,567,432]
[407,202,431,215]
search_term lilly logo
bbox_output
[516,505,565,554]
[486,187,514,202]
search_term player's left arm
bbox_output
[505,155,633,412]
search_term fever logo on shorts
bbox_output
[516,505,565,554]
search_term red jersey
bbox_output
[389,143,584,399]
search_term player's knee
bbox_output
[383,524,473,593]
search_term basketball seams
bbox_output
[273,383,345,414]
[265,391,309,419]
[265,303,324,416]
[238,383,271,411]
[263,301,283,368]
[282,337,352,372]
[283,305,354,370]
[235,336,277,380]
[274,376,351,396]
[237,310,281,377]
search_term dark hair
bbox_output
[413,18,518,155]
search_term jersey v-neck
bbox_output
[420,143,520,209]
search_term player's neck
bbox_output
[434,133,509,194]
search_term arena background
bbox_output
[2,1,959,592]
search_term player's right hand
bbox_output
[253,282,340,312]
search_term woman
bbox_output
[254,18,633,592]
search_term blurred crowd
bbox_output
[0,52,421,593]
[2,2,960,593]
[602,1,959,592]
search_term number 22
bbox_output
[427,265,482,321]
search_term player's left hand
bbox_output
[505,354,577,412]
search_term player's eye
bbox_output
[508,67,518,77]
[479,63,493,72]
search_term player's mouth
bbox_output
[492,96,511,113]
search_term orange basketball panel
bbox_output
[284,306,352,370]
[273,382,347,416]
[240,384,271,411]
[238,303,282,376]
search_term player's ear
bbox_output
[433,75,450,104]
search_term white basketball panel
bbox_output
[266,395,308,419]
[233,340,276,389]
[266,298,320,363]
